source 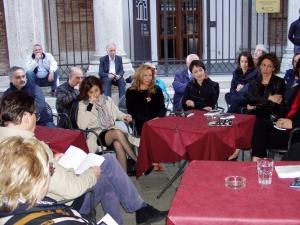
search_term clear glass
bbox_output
[257,158,274,185]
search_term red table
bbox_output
[137,111,256,177]
[167,161,300,225]
[35,126,89,153]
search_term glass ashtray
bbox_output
[225,176,246,189]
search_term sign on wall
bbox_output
[133,0,151,61]
[256,0,280,13]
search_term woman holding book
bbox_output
[77,76,137,171]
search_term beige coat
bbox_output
[77,96,139,153]
[0,127,97,202]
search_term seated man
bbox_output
[3,66,55,128]
[56,66,83,128]
[99,43,126,99]
[0,91,168,225]
[172,54,199,111]
[26,44,59,96]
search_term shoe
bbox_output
[144,166,154,176]
[136,204,168,225]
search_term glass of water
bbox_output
[256,158,274,185]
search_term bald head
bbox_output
[186,54,199,68]
[68,67,84,88]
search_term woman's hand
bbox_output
[90,166,101,178]
[123,114,132,123]
[236,84,244,92]
[268,94,283,104]
[186,100,195,108]
[276,118,293,129]
[203,106,213,111]
[247,104,256,110]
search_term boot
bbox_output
[135,204,168,225]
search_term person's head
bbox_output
[292,53,300,69]
[144,62,158,76]
[257,53,280,77]
[79,76,104,101]
[106,43,117,59]
[295,60,300,79]
[131,64,156,93]
[0,91,37,132]
[189,60,207,82]
[68,66,84,87]
[33,44,43,55]
[253,44,267,61]
[186,54,200,69]
[8,66,27,90]
[237,52,255,72]
[0,136,50,211]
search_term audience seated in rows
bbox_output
[26,44,59,97]
[172,54,199,111]
[99,43,126,99]
[3,66,55,128]
[182,60,219,111]
[77,76,137,171]
[0,91,168,225]
[225,52,259,113]
[126,64,167,136]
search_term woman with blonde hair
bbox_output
[126,64,167,136]
[0,136,92,224]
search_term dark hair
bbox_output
[79,76,104,100]
[295,60,300,79]
[236,52,255,71]
[292,53,300,68]
[189,60,206,73]
[0,91,35,126]
[256,52,280,74]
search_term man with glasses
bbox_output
[3,66,55,127]
[56,67,84,128]
[0,91,168,225]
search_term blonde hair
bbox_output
[0,137,50,211]
[130,64,156,93]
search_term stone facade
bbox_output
[0,0,9,76]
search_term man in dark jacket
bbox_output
[3,66,55,127]
[99,43,126,99]
[288,10,300,53]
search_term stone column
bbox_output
[3,0,46,69]
[88,0,134,77]
[281,0,300,73]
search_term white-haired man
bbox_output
[99,43,126,99]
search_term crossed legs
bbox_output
[104,129,137,170]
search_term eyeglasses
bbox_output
[49,162,55,176]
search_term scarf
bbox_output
[94,95,115,130]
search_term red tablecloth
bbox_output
[137,111,256,176]
[35,126,88,153]
[167,161,300,225]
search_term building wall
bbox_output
[0,0,9,76]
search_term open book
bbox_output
[58,145,105,174]
[275,165,300,178]
[97,213,118,225]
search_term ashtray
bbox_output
[225,176,246,189]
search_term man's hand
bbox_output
[108,73,115,80]
[203,106,213,111]
[186,100,195,108]
[115,75,121,80]
[48,72,54,82]
[90,166,101,178]
[236,84,244,92]
[35,52,42,61]
[247,104,256,110]
[276,118,293,129]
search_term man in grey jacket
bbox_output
[0,91,167,225]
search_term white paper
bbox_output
[275,165,300,178]
[97,213,119,225]
[58,145,105,174]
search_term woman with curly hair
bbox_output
[126,64,167,136]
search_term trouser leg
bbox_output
[102,77,112,96]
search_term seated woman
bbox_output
[251,85,300,161]
[182,60,219,111]
[225,52,258,113]
[126,64,167,136]
[0,136,92,224]
[77,76,137,171]
[245,53,286,120]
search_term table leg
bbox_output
[157,160,188,199]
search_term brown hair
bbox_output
[79,76,104,100]
[130,64,156,93]
[256,52,281,74]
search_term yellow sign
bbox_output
[256,0,280,13]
